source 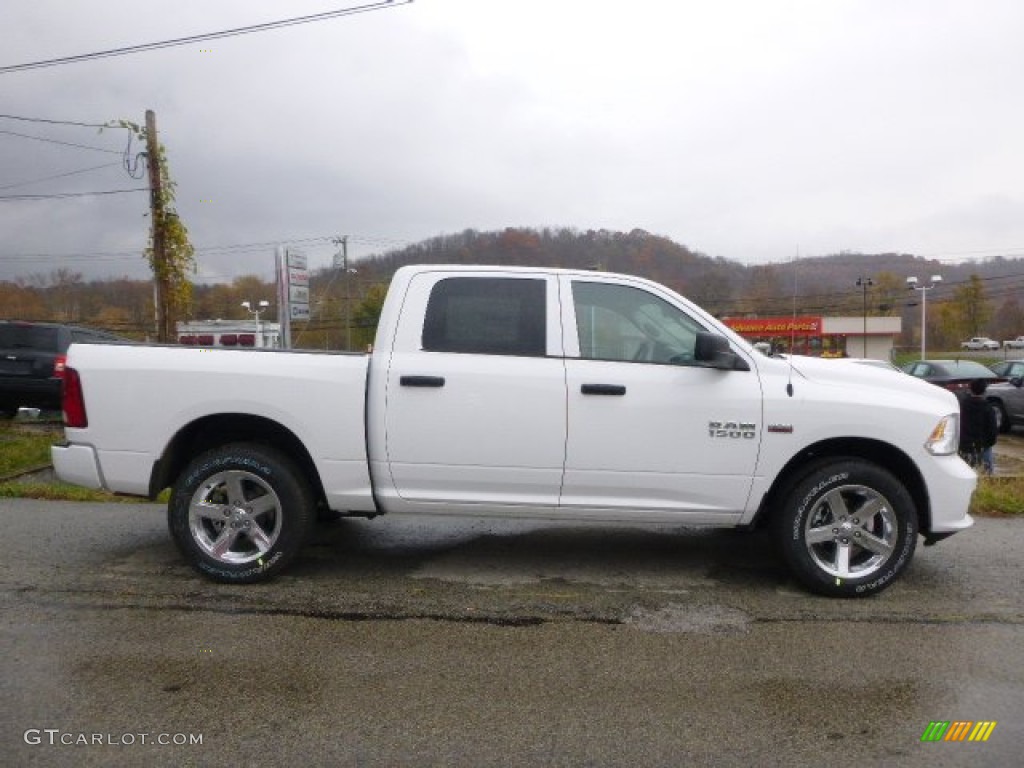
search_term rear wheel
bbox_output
[168,443,314,583]
[775,458,917,598]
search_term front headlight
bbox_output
[925,413,959,455]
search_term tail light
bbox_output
[53,354,67,378]
[62,366,88,428]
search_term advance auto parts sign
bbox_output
[723,316,822,335]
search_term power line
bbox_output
[0,161,123,191]
[0,1,412,74]
[1,116,144,191]
[0,188,147,201]
[0,113,114,128]
[0,128,124,154]
[0,233,413,268]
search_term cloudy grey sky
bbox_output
[2,0,1023,283]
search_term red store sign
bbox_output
[723,316,823,336]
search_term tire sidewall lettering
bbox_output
[185,455,272,488]
[196,550,285,581]
[792,471,849,541]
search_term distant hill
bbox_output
[353,226,1024,319]
[7,226,1024,348]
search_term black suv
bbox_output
[0,321,128,418]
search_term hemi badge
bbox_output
[767,424,794,434]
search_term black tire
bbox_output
[168,443,314,583]
[994,402,1012,434]
[775,458,917,598]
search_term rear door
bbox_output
[381,271,567,511]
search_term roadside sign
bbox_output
[277,247,311,348]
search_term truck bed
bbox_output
[53,344,375,511]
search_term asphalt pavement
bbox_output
[1,498,1022,767]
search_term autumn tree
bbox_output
[351,283,389,349]
[932,302,961,352]
[870,272,904,315]
[951,274,992,338]
[991,296,1024,343]
[0,282,47,320]
[19,269,83,322]
[738,265,789,316]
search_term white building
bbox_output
[175,319,281,349]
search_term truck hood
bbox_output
[775,354,958,412]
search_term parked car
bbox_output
[961,337,1000,351]
[1003,337,1024,349]
[901,359,1002,394]
[0,321,128,418]
[990,359,1024,379]
[986,359,1024,433]
[845,357,903,373]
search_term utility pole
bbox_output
[333,236,352,350]
[856,276,873,357]
[342,236,351,351]
[145,109,170,341]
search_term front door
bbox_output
[559,276,763,521]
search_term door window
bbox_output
[422,277,546,356]
[572,281,705,364]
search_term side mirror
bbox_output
[694,331,749,371]
[1012,376,1023,389]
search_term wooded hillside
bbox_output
[4,227,1024,352]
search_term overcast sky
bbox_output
[2,0,1023,284]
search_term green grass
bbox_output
[970,475,1024,517]
[892,349,1005,367]
[0,421,159,503]
[0,424,55,476]
[0,481,146,503]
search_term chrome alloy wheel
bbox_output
[188,469,283,565]
[803,484,898,580]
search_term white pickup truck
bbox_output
[961,337,1000,350]
[53,265,976,597]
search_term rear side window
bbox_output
[907,364,931,378]
[422,277,546,356]
[0,324,60,351]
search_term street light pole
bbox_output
[241,299,270,347]
[856,277,874,357]
[907,275,942,360]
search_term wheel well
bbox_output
[148,414,325,505]
[754,437,932,534]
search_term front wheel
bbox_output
[775,458,917,598]
[168,443,314,583]
[994,402,1011,434]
